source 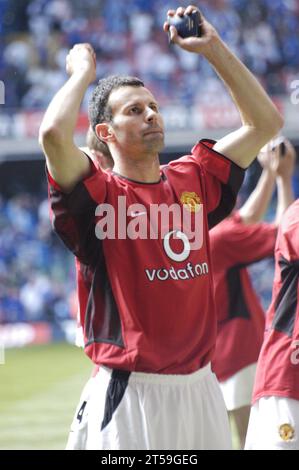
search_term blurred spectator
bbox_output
[0,192,75,324]
[1,0,298,110]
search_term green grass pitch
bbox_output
[0,342,92,450]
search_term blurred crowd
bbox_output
[1,0,298,110]
[0,192,77,324]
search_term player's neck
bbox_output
[113,154,161,183]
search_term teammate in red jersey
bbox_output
[39,5,283,450]
[210,139,295,448]
[245,163,299,450]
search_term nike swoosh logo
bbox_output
[129,211,147,217]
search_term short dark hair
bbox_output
[88,75,144,131]
[86,126,113,161]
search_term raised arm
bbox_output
[239,138,295,226]
[274,139,295,225]
[238,147,277,224]
[39,43,96,192]
[164,5,284,168]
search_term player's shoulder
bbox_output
[163,139,226,170]
[163,140,212,170]
[168,152,198,166]
[281,199,299,233]
[278,199,299,255]
[160,153,202,181]
[285,199,299,219]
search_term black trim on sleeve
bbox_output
[208,163,245,229]
[272,255,299,336]
[101,370,131,431]
[198,139,247,170]
[226,265,251,320]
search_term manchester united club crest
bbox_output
[278,423,295,441]
[180,192,201,213]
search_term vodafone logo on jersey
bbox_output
[145,229,209,283]
[163,230,190,262]
[95,195,204,251]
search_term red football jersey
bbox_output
[253,199,299,402]
[48,140,244,374]
[210,213,277,381]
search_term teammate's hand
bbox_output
[276,139,296,179]
[163,5,219,55]
[66,43,96,84]
[257,143,279,174]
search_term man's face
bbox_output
[106,86,165,157]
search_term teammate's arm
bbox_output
[164,5,284,169]
[238,145,277,224]
[39,44,96,193]
[274,139,295,225]
[238,139,295,225]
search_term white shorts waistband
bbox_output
[100,363,211,386]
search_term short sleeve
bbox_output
[277,200,299,262]
[270,200,299,337]
[191,139,245,229]
[47,160,107,266]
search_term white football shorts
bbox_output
[219,363,257,411]
[245,396,299,450]
[66,363,232,450]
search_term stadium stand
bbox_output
[0,191,76,324]
[1,0,299,109]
